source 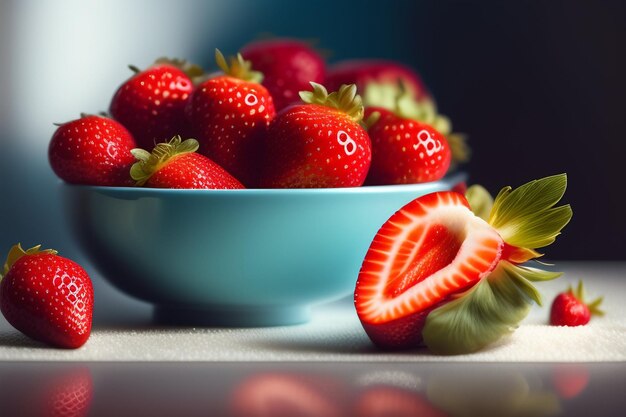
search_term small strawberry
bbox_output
[110,59,198,150]
[260,82,371,188]
[241,38,326,111]
[364,107,451,184]
[0,244,94,349]
[49,115,137,186]
[130,135,244,189]
[326,59,431,103]
[186,50,276,187]
[550,281,604,326]
[355,174,572,354]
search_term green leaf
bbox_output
[422,261,557,355]
[299,82,364,122]
[465,184,494,221]
[2,243,57,279]
[130,136,199,186]
[488,174,572,250]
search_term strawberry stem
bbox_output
[214,49,263,83]
[130,136,199,186]
[299,82,364,122]
[1,243,57,279]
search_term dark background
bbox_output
[0,0,624,260]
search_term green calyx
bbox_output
[488,174,573,252]
[214,49,263,84]
[363,81,470,165]
[423,261,562,355]
[2,243,57,279]
[130,136,199,186]
[570,280,605,316]
[153,57,206,81]
[299,82,364,122]
[422,174,573,355]
[465,184,494,222]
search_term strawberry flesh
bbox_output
[384,224,462,298]
[355,192,503,349]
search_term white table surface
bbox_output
[1,262,624,362]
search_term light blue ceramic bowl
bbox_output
[62,172,466,326]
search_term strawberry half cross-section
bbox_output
[355,174,573,354]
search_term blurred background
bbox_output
[0,0,623,277]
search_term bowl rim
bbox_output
[60,171,467,196]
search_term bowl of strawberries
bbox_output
[54,41,467,326]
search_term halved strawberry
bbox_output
[356,174,572,354]
[355,192,503,349]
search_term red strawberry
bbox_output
[130,135,244,189]
[110,60,196,150]
[326,60,431,103]
[355,192,503,349]
[48,115,137,186]
[0,244,94,349]
[364,107,451,184]
[260,82,371,188]
[241,38,326,111]
[186,50,276,187]
[550,281,603,326]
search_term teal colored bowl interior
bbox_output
[62,172,466,326]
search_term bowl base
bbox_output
[153,305,312,327]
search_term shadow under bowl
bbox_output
[62,172,466,326]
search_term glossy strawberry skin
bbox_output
[550,292,591,326]
[110,64,194,150]
[260,104,371,188]
[146,152,244,189]
[355,192,503,349]
[0,254,94,349]
[326,60,430,101]
[365,107,451,185]
[49,115,137,186]
[241,39,326,111]
[186,76,275,187]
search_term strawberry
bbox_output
[241,38,326,111]
[130,135,244,189]
[260,82,371,188]
[326,59,431,104]
[355,174,573,354]
[550,281,603,326]
[0,244,94,349]
[355,192,503,349]
[364,107,451,184]
[48,115,137,186]
[186,50,276,187]
[109,59,197,150]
